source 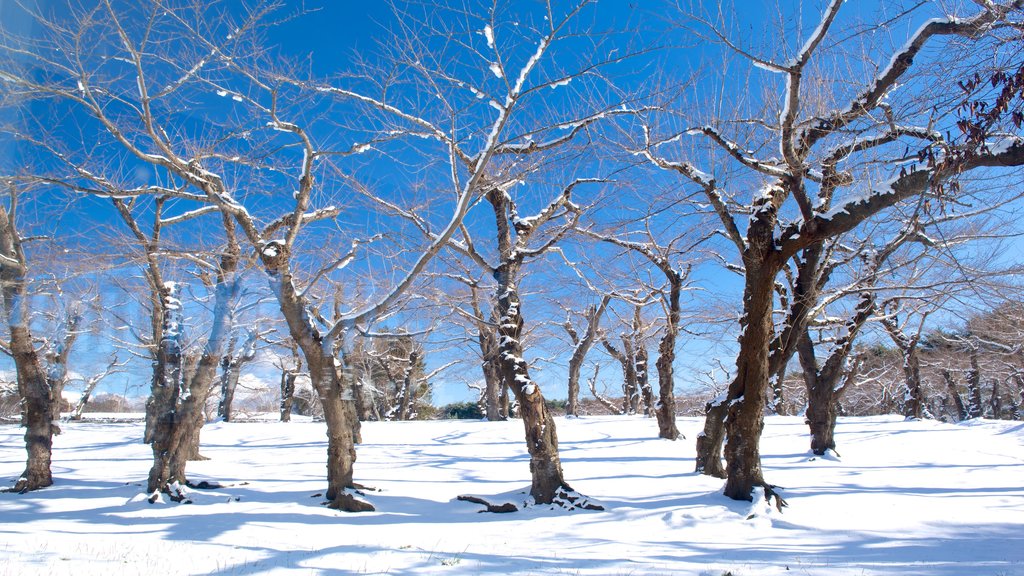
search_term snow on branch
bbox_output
[781,137,1024,257]
[801,1,1023,152]
[684,126,785,177]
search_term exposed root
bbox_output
[148,481,191,504]
[762,484,788,512]
[551,487,604,511]
[457,494,518,513]
[459,486,604,513]
[6,474,50,494]
[327,490,375,512]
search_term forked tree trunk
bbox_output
[800,337,859,456]
[148,239,239,494]
[564,295,609,417]
[801,288,873,455]
[261,243,369,511]
[603,338,639,414]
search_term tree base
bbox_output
[327,490,375,512]
[458,487,604,513]
[148,481,191,504]
[7,474,52,494]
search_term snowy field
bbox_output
[1,415,1022,575]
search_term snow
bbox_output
[489,61,503,79]
[483,25,495,49]
[2,415,1023,575]
[985,135,1023,155]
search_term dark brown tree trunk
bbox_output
[943,369,968,421]
[900,348,923,419]
[1,203,59,493]
[145,282,185,497]
[280,371,297,422]
[564,295,609,417]
[801,288,873,455]
[261,243,369,511]
[989,379,1002,419]
[655,280,682,439]
[721,258,777,501]
[492,266,569,504]
[967,351,983,418]
[694,399,727,478]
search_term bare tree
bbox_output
[641,0,1024,502]
[581,225,703,439]
[217,329,260,422]
[0,184,57,492]
[562,294,611,417]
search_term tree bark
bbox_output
[967,350,984,418]
[636,344,654,417]
[602,338,639,415]
[565,295,610,417]
[721,256,777,501]
[280,371,297,422]
[1,203,58,492]
[493,264,569,504]
[145,281,185,497]
[694,399,727,478]
[943,369,968,421]
[654,279,682,439]
[261,242,369,511]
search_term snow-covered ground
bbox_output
[1,415,1022,575]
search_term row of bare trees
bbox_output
[2,0,1023,512]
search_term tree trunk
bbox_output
[565,295,610,417]
[989,379,1002,419]
[280,371,297,422]
[900,347,923,419]
[145,282,185,497]
[654,280,682,439]
[694,399,727,478]
[8,320,54,492]
[1,204,57,493]
[720,258,776,501]
[602,339,639,415]
[942,369,968,421]
[217,334,239,422]
[636,345,654,417]
[261,244,369,511]
[967,351,983,418]
[493,265,569,504]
